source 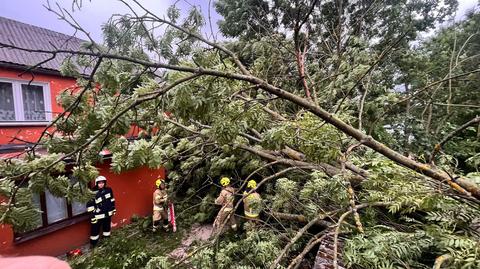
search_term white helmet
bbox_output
[95,176,107,184]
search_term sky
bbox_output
[0,0,478,43]
[0,0,222,42]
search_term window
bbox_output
[0,79,51,123]
[32,175,87,227]
[31,191,86,228]
[72,198,87,216]
[45,190,69,223]
[14,175,88,243]
[0,82,15,120]
[22,84,47,121]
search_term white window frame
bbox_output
[0,78,52,125]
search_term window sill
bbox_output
[14,213,89,244]
[0,121,50,127]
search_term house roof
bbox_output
[0,16,86,74]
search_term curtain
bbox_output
[21,84,45,121]
[0,82,15,121]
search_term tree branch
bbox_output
[2,23,478,200]
[0,74,200,220]
[269,213,328,269]
[332,202,391,269]
[287,231,331,269]
[429,116,480,163]
[127,0,250,76]
[341,143,364,233]
[269,211,332,227]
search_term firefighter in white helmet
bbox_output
[86,175,116,248]
[212,177,237,235]
[152,178,169,232]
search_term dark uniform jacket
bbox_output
[87,187,116,223]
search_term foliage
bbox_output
[1,0,480,268]
[342,154,480,268]
[344,229,434,269]
[189,229,282,269]
[69,217,181,269]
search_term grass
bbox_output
[68,216,186,269]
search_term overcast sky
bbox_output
[0,0,478,42]
[0,0,222,41]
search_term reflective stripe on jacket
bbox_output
[87,187,116,223]
[153,189,168,210]
[215,186,235,209]
[243,192,262,218]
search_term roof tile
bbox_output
[0,16,85,72]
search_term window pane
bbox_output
[0,82,15,121]
[72,201,87,216]
[45,190,68,224]
[68,175,87,216]
[31,193,43,228]
[21,84,46,121]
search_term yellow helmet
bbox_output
[155,179,165,188]
[220,177,230,187]
[247,180,257,189]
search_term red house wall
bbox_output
[96,161,165,227]
[0,162,165,257]
[0,68,77,145]
[0,68,164,256]
[0,68,143,144]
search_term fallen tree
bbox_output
[1,0,480,268]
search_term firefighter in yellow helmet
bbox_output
[152,178,169,232]
[212,177,237,235]
[243,180,262,226]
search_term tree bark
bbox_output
[238,144,365,184]
[404,83,411,153]
[253,80,479,199]
[2,41,478,200]
[430,116,480,163]
[270,211,331,227]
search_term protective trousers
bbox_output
[90,216,111,247]
[213,207,236,235]
[152,206,169,230]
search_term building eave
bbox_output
[0,61,88,79]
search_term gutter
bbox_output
[0,61,89,78]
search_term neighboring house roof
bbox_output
[0,16,86,74]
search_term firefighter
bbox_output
[86,176,116,248]
[152,178,169,232]
[243,180,262,226]
[212,177,237,235]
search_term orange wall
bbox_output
[0,163,165,257]
[0,68,76,145]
